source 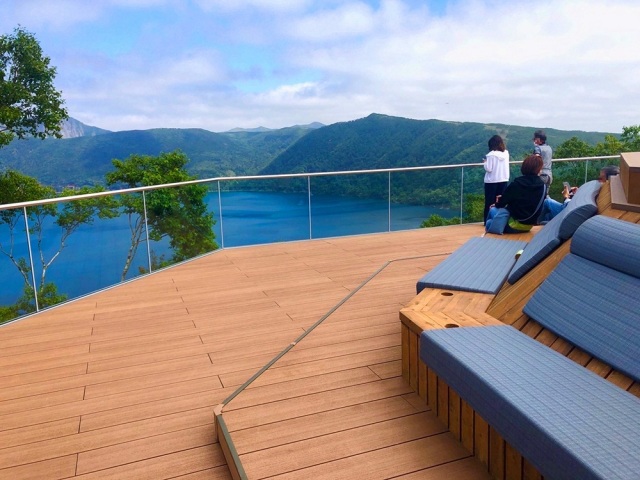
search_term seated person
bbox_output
[538,165,619,223]
[486,154,547,234]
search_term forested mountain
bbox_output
[0,113,612,189]
[260,113,610,174]
[0,125,315,187]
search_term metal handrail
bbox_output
[0,155,619,212]
[0,154,620,320]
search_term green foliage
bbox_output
[420,193,483,227]
[420,214,460,228]
[12,282,68,317]
[593,134,624,156]
[621,126,640,152]
[0,305,16,323]
[0,27,68,147]
[463,193,484,223]
[0,282,68,323]
[0,169,116,318]
[106,150,218,279]
[554,137,594,159]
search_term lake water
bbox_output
[0,191,453,305]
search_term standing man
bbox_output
[533,129,553,185]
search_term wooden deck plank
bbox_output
[267,434,471,480]
[0,225,490,479]
[224,367,381,410]
[71,445,227,480]
[0,417,80,449]
[223,377,415,431]
[219,346,400,388]
[395,457,492,479]
[0,455,77,480]
[241,412,446,478]
[231,396,423,454]
[0,375,225,432]
[0,407,215,471]
[76,424,216,475]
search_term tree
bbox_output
[420,193,483,227]
[0,169,118,317]
[106,150,218,280]
[621,125,640,152]
[593,134,625,156]
[554,137,594,159]
[1,26,68,148]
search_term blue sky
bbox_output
[3,0,639,133]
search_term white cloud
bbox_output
[10,0,638,133]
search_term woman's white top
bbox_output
[483,149,510,183]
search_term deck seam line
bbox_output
[216,251,452,478]
[221,260,392,406]
[221,250,451,407]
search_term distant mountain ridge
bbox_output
[226,122,324,133]
[59,118,110,138]
[0,114,614,189]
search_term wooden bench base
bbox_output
[423,363,543,480]
[400,288,502,392]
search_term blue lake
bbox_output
[0,191,453,305]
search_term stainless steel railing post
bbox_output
[23,206,39,312]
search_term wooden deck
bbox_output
[1,223,491,479]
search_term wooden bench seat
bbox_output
[400,173,640,479]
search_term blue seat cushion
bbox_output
[420,326,640,480]
[556,179,601,240]
[507,180,600,284]
[416,237,527,294]
[570,215,640,279]
[507,221,561,284]
[523,253,640,382]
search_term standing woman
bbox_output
[483,135,510,225]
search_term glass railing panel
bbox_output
[309,172,390,237]
[460,164,489,224]
[0,155,618,324]
[34,192,153,304]
[390,169,461,228]
[140,184,219,269]
[0,208,36,321]
[214,177,310,247]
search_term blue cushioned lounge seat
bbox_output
[420,325,640,480]
[524,215,640,382]
[416,236,526,294]
[507,179,601,284]
[416,180,601,294]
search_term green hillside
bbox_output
[0,126,313,188]
[261,113,610,174]
[257,114,613,204]
[0,113,613,194]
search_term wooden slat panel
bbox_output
[461,399,475,453]
[401,323,410,382]
[505,442,523,480]
[474,413,489,467]
[449,389,461,441]
[409,327,418,391]
[489,426,506,480]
